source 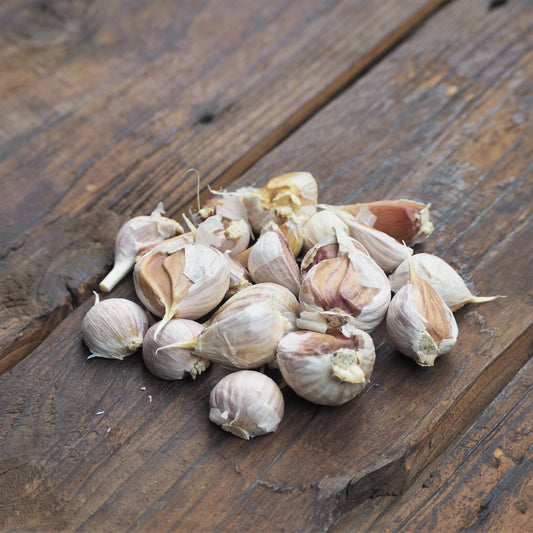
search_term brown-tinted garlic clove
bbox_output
[389,253,504,311]
[276,327,375,406]
[247,222,301,295]
[99,202,184,292]
[209,370,284,440]
[82,294,150,360]
[278,218,304,257]
[142,318,208,380]
[133,243,230,331]
[336,199,434,244]
[323,206,412,272]
[386,255,458,367]
[298,230,391,333]
[301,209,349,252]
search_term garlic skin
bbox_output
[337,199,434,244]
[209,370,284,440]
[99,202,184,292]
[226,255,253,297]
[301,209,349,252]
[276,327,375,406]
[142,318,208,380]
[247,223,301,296]
[323,206,412,272]
[298,230,391,333]
[82,294,150,360]
[386,257,458,367]
[389,253,503,311]
[133,243,230,330]
[195,215,251,257]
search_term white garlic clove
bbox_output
[82,294,150,360]
[386,256,458,367]
[195,215,251,256]
[142,318,208,380]
[389,253,504,311]
[226,255,253,297]
[276,327,375,406]
[247,222,301,296]
[99,202,184,293]
[301,209,349,252]
[209,370,284,440]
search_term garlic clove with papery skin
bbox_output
[386,255,458,367]
[209,370,284,440]
[389,253,504,311]
[276,326,375,406]
[195,215,252,256]
[301,209,349,252]
[82,294,150,360]
[142,318,208,380]
[99,202,184,292]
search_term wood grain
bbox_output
[0,0,532,531]
[0,0,448,372]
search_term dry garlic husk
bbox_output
[276,326,375,406]
[99,202,184,292]
[133,243,230,329]
[247,222,301,295]
[386,256,458,367]
[82,294,149,360]
[237,171,318,234]
[226,255,253,297]
[209,370,284,440]
[195,215,251,256]
[337,199,433,244]
[389,253,503,311]
[298,230,391,333]
[197,189,248,222]
[301,209,349,252]
[184,283,299,368]
[323,206,412,272]
[142,318,208,380]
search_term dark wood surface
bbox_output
[1,0,532,531]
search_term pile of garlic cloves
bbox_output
[82,171,502,440]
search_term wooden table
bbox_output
[1,1,531,531]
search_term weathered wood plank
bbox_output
[1,0,532,531]
[0,0,448,372]
[333,359,533,532]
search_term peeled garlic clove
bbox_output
[133,243,230,330]
[142,318,208,380]
[389,253,504,311]
[99,202,184,292]
[298,230,391,333]
[337,199,434,244]
[323,206,412,272]
[247,222,301,295]
[82,294,150,360]
[195,215,251,256]
[209,370,284,440]
[237,171,318,234]
[386,256,458,367]
[276,327,375,406]
[301,209,349,252]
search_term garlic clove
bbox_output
[301,209,349,252]
[336,199,434,244]
[247,222,301,296]
[209,370,284,440]
[386,255,458,366]
[389,253,504,311]
[276,328,375,406]
[226,255,253,297]
[139,232,195,255]
[99,202,184,293]
[82,293,150,360]
[323,205,412,272]
[195,215,251,256]
[142,318,208,380]
[278,218,304,257]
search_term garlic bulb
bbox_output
[336,199,433,244]
[82,294,150,360]
[183,283,299,369]
[247,222,301,295]
[301,209,349,252]
[133,243,230,331]
[237,171,318,234]
[298,230,391,333]
[99,202,184,292]
[323,206,412,272]
[389,253,503,311]
[276,326,375,406]
[142,318,208,380]
[386,256,458,366]
[209,370,284,440]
